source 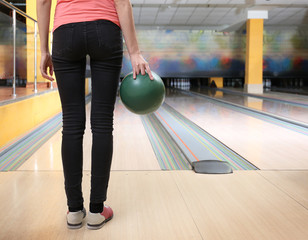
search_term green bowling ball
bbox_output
[120,71,165,115]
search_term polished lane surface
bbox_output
[19,89,308,171]
[18,100,161,171]
[165,88,308,170]
[189,87,308,124]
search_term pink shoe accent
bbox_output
[87,205,114,230]
[101,206,113,221]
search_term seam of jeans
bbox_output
[84,23,88,54]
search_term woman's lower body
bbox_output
[51,19,123,227]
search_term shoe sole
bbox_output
[67,209,86,229]
[87,215,113,230]
[67,222,83,229]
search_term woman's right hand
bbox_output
[130,53,154,80]
[40,52,54,81]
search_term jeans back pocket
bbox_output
[95,20,123,52]
[52,24,74,56]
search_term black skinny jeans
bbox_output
[52,20,123,209]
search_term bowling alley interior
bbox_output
[1,0,308,239]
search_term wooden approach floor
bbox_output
[0,170,308,240]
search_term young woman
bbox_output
[37,0,153,230]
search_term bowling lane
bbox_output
[188,87,308,124]
[164,89,308,170]
[219,87,308,105]
[112,98,160,170]
[262,91,308,105]
[18,99,160,171]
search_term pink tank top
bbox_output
[53,0,120,32]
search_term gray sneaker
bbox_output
[67,208,86,229]
[87,206,113,230]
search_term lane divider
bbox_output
[141,113,191,170]
[155,111,200,162]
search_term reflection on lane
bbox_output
[188,87,308,124]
